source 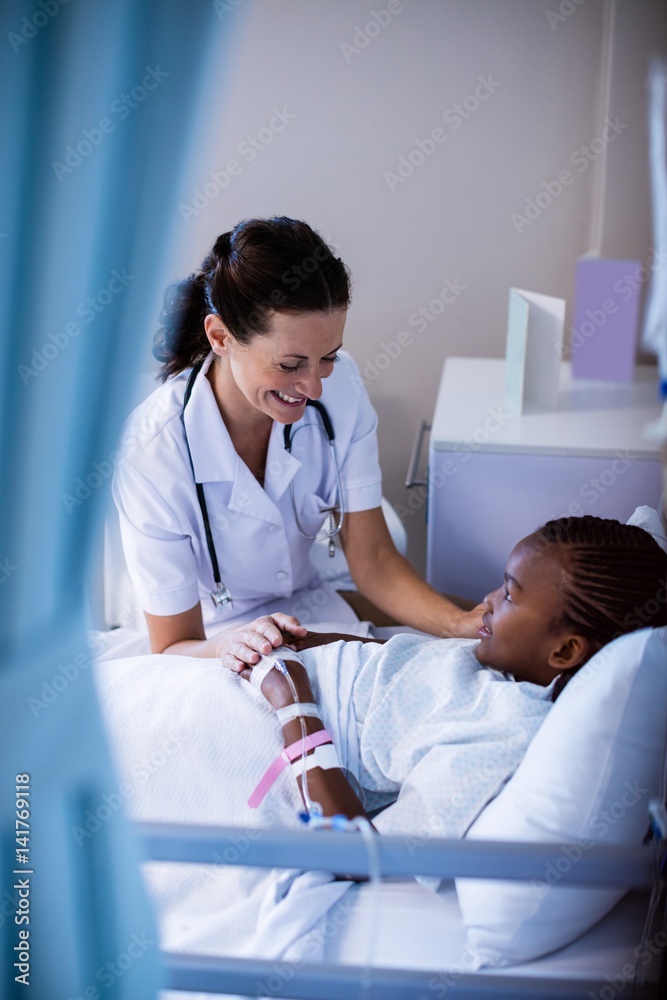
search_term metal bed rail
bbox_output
[138,822,663,999]
[163,953,657,1000]
[139,821,656,887]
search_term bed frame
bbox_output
[138,821,666,999]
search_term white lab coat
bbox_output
[111,351,383,631]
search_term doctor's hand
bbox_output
[216,613,307,673]
[451,603,485,639]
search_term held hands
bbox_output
[216,613,307,672]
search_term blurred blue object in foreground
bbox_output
[0,2,230,996]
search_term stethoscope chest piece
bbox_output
[211,582,234,609]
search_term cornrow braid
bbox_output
[534,516,667,700]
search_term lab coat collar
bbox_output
[183,353,302,513]
[263,424,302,505]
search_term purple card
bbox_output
[570,258,641,382]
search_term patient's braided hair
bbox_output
[533,515,667,700]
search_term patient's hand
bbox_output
[240,657,315,710]
[216,613,307,672]
[452,603,485,639]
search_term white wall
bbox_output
[161,0,666,572]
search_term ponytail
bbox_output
[152,272,210,382]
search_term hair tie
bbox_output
[214,231,233,259]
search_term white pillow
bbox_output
[456,626,667,967]
[627,503,667,553]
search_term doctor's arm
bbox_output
[145,606,307,670]
[340,506,484,639]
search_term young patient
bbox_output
[240,516,667,832]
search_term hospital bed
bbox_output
[141,824,663,999]
[91,378,667,998]
[92,560,667,1000]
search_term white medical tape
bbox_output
[249,646,304,690]
[291,743,340,774]
[275,702,320,726]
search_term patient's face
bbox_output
[476,535,570,685]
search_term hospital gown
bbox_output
[303,634,555,842]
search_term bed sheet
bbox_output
[321,880,657,982]
[156,885,658,1000]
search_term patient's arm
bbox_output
[289,630,385,652]
[246,657,369,822]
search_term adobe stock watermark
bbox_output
[290,566,348,625]
[588,928,667,1000]
[546,0,587,31]
[179,106,296,223]
[384,74,501,192]
[563,248,667,355]
[545,451,636,520]
[7,0,71,54]
[52,65,169,181]
[70,730,190,846]
[254,895,357,998]
[530,779,649,897]
[27,651,94,716]
[361,276,468,384]
[0,557,18,584]
[395,403,513,523]
[64,931,154,1000]
[214,0,246,19]
[414,946,482,1000]
[403,748,520,857]
[339,0,413,63]
[240,241,338,321]
[17,267,135,384]
[60,392,172,513]
[511,116,628,234]
[549,588,667,698]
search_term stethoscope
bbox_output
[182,363,345,608]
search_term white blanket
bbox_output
[93,634,555,982]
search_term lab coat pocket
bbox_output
[300,491,335,538]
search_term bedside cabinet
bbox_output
[425,358,664,602]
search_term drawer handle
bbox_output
[405,420,431,488]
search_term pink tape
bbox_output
[247,729,333,809]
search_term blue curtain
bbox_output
[0,2,230,995]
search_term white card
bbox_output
[504,287,565,412]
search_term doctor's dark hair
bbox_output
[153,217,351,380]
[533,515,667,701]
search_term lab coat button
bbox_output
[267,524,278,532]
[275,570,287,580]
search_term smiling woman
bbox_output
[112,217,485,672]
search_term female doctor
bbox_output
[112,217,483,670]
